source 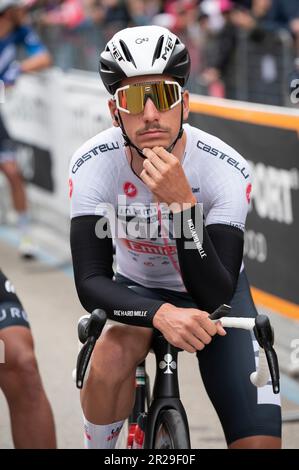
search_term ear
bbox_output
[182,90,190,121]
[108,99,119,127]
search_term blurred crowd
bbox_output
[20,0,299,101]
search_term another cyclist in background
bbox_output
[0,269,56,448]
[0,0,51,258]
[69,25,281,449]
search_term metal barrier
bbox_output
[38,24,97,72]
[192,29,295,107]
[226,29,295,107]
[38,22,122,73]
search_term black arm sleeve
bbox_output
[174,204,244,312]
[70,215,165,327]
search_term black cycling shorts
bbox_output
[0,270,30,330]
[0,113,16,163]
[115,269,282,445]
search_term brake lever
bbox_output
[76,336,96,389]
[265,348,280,394]
[76,309,107,389]
[209,304,232,320]
[78,309,107,344]
[254,315,280,394]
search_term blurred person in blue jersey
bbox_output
[0,268,56,448]
[0,0,51,258]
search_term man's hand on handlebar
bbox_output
[153,303,227,353]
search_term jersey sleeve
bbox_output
[203,145,252,232]
[16,26,48,56]
[69,136,118,219]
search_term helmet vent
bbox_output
[152,35,164,65]
[119,40,137,68]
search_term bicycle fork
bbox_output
[143,334,191,449]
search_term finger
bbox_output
[143,158,162,181]
[198,315,218,337]
[216,321,227,336]
[171,336,196,354]
[140,169,155,189]
[147,151,168,173]
[152,146,177,164]
[181,340,197,354]
[142,147,159,159]
[190,335,206,350]
[183,332,206,351]
[190,324,212,345]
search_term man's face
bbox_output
[0,7,22,37]
[0,11,13,37]
[109,74,189,150]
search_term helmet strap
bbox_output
[167,102,184,154]
[117,100,184,160]
[118,112,145,158]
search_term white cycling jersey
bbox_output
[69,123,251,292]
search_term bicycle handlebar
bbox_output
[209,305,280,394]
[74,304,280,394]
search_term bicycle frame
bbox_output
[143,332,191,449]
[125,332,190,449]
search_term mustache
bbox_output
[137,125,170,135]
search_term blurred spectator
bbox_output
[198,0,288,98]
[196,0,234,97]
[200,0,229,32]
[85,0,131,41]
[84,0,105,24]
[231,0,299,87]
[127,0,162,26]
[233,0,252,7]
[37,0,87,70]
[231,0,299,46]
[230,0,273,36]
[0,0,52,257]
[39,0,85,29]
[267,0,299,59]
[262,0,299,31]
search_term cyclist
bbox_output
[69,25,281,449]
[0,0,51,258]
[0,269,56,447]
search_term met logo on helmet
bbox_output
[162,36,174,60]
[112,43,124,62]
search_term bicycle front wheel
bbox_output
[153,409,190,449]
